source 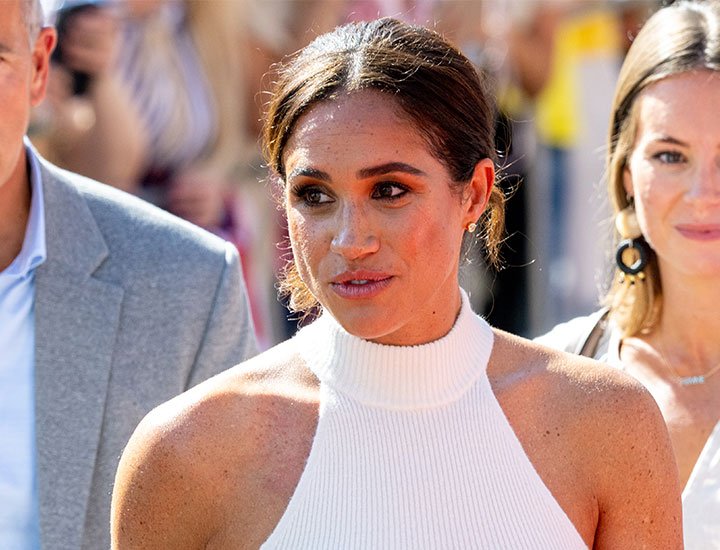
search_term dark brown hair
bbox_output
[604,0,720,336]
[263,17,505,313]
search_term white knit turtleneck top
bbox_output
[261,291,587,549]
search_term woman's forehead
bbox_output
[283,91,428,166]
[632,70,720,138]
[293,91,407,134]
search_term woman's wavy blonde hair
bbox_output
[263,18,505,314]
[604,0,720,336]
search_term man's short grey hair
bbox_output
[21,0,44,45]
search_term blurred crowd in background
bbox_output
[29,0,669,348]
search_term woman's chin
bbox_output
[324,307,405,344]
[339,317,393,341]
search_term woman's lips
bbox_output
[676,224,720,241]
[330,271,394,299]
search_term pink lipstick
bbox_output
[676,224,720,241]
[330,271,394,299]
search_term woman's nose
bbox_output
[330,203,380,260]
[686,157,720,206]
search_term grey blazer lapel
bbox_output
[34,164,124,549]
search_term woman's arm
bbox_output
[589,378,683,548]
[112,343,315,549]
[111,396,220,549]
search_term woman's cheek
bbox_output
[635,174,670,251]
[289,213,324,291]
[287,211,304,247]
[632,186,653,243]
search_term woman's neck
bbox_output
[647,265,720,375]
[298,288,494,410]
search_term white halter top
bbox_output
[261,291,587,549]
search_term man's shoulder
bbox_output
[41,159,230,262]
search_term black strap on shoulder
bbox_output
[574,308,610,358]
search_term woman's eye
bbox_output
[372,182,407,200]
[293,185,333,206]
[654,151,685,164]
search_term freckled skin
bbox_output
[282,91,491,346]
[111,91,683,550]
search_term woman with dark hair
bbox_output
[111,18,681,549]
[537,1,720,546]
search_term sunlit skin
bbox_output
[624,70,720,278]
[620,70,720,488]
[110,72,682,550]
[0,0,54,270]
[282,90,492,346]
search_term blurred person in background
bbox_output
[1,1,258,548]
[33,0,279,346]
[537,2,720,547]
[504,0,655,334]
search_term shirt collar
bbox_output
[3,141,47,277]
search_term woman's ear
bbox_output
[622,165,635,199]
[463,157,495,226]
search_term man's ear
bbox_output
[29,27,57,107]
[462,157,495,227]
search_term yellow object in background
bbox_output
[535,9,622,147]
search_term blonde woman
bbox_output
[537,1,720,546]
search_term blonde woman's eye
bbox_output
[654,151,685,164]
[372,182,408,200]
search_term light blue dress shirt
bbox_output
[0,144,46,549]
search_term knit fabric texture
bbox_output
[261,290,587,549]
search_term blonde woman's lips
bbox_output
[330,271,394,299]
[676,223,720,241]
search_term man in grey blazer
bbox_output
[0,2,258,548]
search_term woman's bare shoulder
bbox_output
[490,328,671,452]
[111,338,320,549]
[488,330,682,547]
[136,338,318,452]
[492,329,650,410]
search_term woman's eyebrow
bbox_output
[356,162,426,179]
[649,134,687,146]
[288,167,331,182]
